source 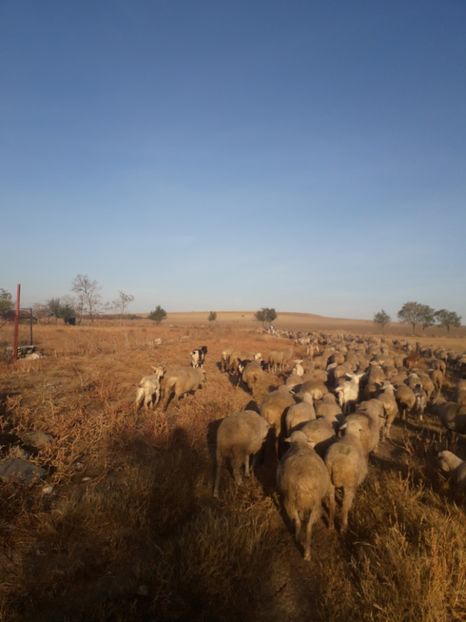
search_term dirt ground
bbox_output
[0,314,465,621]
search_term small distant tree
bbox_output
[208,311,217,322]
[373,309,391,332]
[47,297,63,320]
[434,309,462,333]
[255,307,277,324]
[45,297,76,323]
[0,289,13,318]
[149,305,167,324]
[72,274,101,322]
[113,291,135,320]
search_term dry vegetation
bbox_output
[0,314,465,621]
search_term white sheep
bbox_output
[135,366,165,410]
[277,430,331,560]
[335,372,365,414]
[214,410,270,497]
[291,360,305,377]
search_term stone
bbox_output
[21,431,54,449]
[0,458,45,483]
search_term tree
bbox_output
[113,291,135,320]
[148,305,167,324]
[397,302,434,334]
[72,274,101,322]
[434,309,462,333]
[255,308,277,323]
[47,297,63,320]
[0,289,13,318]
[373,309,391,332]
[208,311,217,322]
[419,304,435,330]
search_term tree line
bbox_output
[374,302,462,334]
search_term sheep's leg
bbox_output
[340,487,355,533]
[232,459,242,485]
[285,501,302,544]
[244,454,250,478]
[213,455,223,497]
[303,505,321,561]
[327,484,336,529]
[135,388,144,410]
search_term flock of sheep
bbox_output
[135,332,466,561]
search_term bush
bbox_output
[208,311,217,322]
[255,308,277,323]
[149,305,167,324]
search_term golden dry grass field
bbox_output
[0,313,465,622]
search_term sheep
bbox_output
[376,382,399,439]
[191,346,208,368]
[395,383,416,421]
[347,399,385,453]
[260,386,295,453]
[277,430,331,560]
[334,373,364,414]
[325,418,369,532]
[285,392,316,433]
[299,417,336,456]
[240,360,268,393]
[315,392,343,423]
[413,387,428,421]
[430,368,444,398]
[161,366,206,410]
[432,400,466,447]
[363,363,386,400]
[291,360,305,377]
[220,348,233,372]
[438,450,466,494]
[267,348,294,373]
[297,379,328,401]
[458,379,466,408]
[213,410,270,497]
[135,366,165,410]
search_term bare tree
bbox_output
[72,274,101,323]
[113,291,135,321]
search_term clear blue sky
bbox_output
[1,0,465,319]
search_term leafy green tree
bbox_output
[398,302,431,334]
[434,309,462,333]
[419,304,435,330]
[255,307,277,323]
[0,289,13,318]
[149,305,167,324]
[373,309,391,332]
[208,311,217,321]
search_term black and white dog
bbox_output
[191,346,208,368]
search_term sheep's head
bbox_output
[285,430,315,448]
[151,366,165,380]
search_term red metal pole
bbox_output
[13,283,20,361]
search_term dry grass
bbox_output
[0,318,465,621]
